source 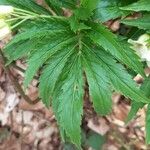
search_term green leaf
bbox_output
[39,42,77,107]
[69,0,99,31]
[141,76,150,98]
[82,43,112,115]
[146,104,150,144]
[88,22,145,76]
[126,102,144,123]
[93,0,132,22]
[74,0,98,21]
[4,18,69,60]
[24,34,76,88]
[52,52,84,148]
[0,0,50,15]
[120,0,150,12]
[4,29,69,64]
[4,39,35,64]
[126,75,150,123]
[6,26,68,48]
[91,47,150,103]
[121,15,150,30]
[68,0,99,32]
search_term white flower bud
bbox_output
[128,34,150,67]
[0,5,14,17]
[138,34,150,45]
[0,19,11,40]
[0,26,11,40]
[0,19,6,28]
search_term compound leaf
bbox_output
[126,102,144,123]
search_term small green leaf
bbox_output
[126,75,150,123]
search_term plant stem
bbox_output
[9,13,66,29]
[14,8,38,16]
[39,14,66,20]
[14,8,66,20]
[47,7,57,16]
[0,49,40,105]
[5,18,20,22]
[11,18,28,29]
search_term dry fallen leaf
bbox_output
[87,117,110,135]
[0,87,5,101]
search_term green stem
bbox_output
[11,18,28,29]
[5,18,20,22]
[39,14,66,20]
[14,8,38,16]
[47,7,57,16]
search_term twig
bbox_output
[0,49,40,105]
